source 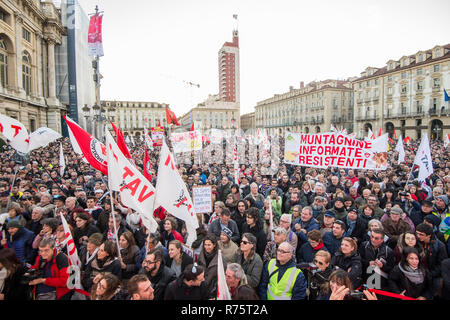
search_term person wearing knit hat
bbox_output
[2,219,35,263]
[221,226,233,240]
[218,226,239,264]
[79,232,103,269]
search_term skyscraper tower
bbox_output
[218,29,240,105]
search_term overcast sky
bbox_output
[77,0,450,116]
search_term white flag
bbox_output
[144,127,153,151]
[0,114,30,153]
[27,127,62,152]
[217,250,231,300]
[105,129,158,233]
[413,133,433,182]
[59,142,65,176]
[155,139,199,246]
[395,135,405,165]
[445,134,450,148]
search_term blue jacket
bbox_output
[258,258,307,300]
[298,242,329,263]
[6,227,35,263]
[292,218,319,245]
[322,231,344,256]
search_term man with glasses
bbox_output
[259,242,307,300]
[138,248,176,300]
[360,194,384,220]
[358,228,395,291]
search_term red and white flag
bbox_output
[88,13,104,57]
[444,134,450,148]
[144,127,153,150]
[143,145,153,182]
[395,135,405,165]
[105,129,158,233]
[217,249,231,300]
[60,212,81,268]
[413,133,433,182]
[63,115,108,175]
[59,142,65,177]
[0,114,61,153]
[155,139,198,246]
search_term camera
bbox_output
[399,192,409,196]
[345,284,368,300]
[21,258,46,284]
[298,262,319,274]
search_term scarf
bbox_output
[107,229,116,241]
[55,238,68,252]
[313,242,324,251]
[398,263,425,285]
[86,247,99,266]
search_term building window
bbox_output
[435,49,441,58]
[387,87,392,95]
[417,68,423,75]
[374,79,379,86]
[417,81,423,91]
[387,75,392,82]
[433,78,440,88]
[22,52,32,95]
[22,28,31,42]
[417,54,423,62]
[401,103,406,114]
[433,64,440,72]
[401,72,407,79]
[401,84,407,93]
[0,39,8,87]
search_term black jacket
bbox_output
[242,221,267,258]
[331,251,362,289]
[0,264,31,300]
[73,223,101,249]
[164,274,209,300]
[420,235,449,279]
[139,265,176,300]
[388,264,433,300]
[82,257,122,292]
[120,245,140,280]
[358,240,396,288]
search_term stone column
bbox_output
[35,32,43,98]
[47,38,57,100]
[14,12,23,94]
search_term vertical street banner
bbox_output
[150,125,164,147]
[88,13,104,57]
[284,131,389,170]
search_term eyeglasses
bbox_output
[277,248,290,254]
[142,259,157,266]
[241,240,251,245]
[280,220,290,224]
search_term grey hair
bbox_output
[227,263,245,280]
[280,242,295,255]
[39,237,56,249]
[302,206,313,215]
[368,219,383,230]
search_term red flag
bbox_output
[143,146,153,182]
[393,129,397,139]
[117,128,133,161]
[157,120,161,127]
[165,107,180,126]
[378,128,382,137]
[110,121,119,137]
[63,115,108,175]
[190,122,195,131]
[404,136,411,145]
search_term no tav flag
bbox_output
[413,133,433,182]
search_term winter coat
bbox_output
[82,257,122,292]
[344,216,367,245]
[298,242,328,263]
[120,244,140,280]
[5,227,35,263]
[231,251,263,289]
[161,229,185,248]
[382,218,412,249]
[292,218,320,247]
[30,249,71,300]
[388,264,433,300]
[258,258,307,300]
[139,264,176,300]
[0,263,31,300]
[218,240,239,264]
[164,274,209,300]
[420,236,449,279]
[207,218,240,244]
[322,231,344,256]
[331,251,362,289]
[197,248,227,297]
[73,223,101,249]
[242,222,267,258]
[358,240,396,288]
[231,210,246,236]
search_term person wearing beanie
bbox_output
[32,218,60,250]
[382,207,413,250]
[434,195,450,222]
[329,197,347,221]
[79,233,103,271]
[410,199,437,227]
[1,220,35,263]
[423,215,446,244]
[218,226,239,264]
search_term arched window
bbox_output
[22,51,32,95]
[0,38,8,87]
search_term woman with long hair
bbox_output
[89,273,122,300]
[393,232,425,264]
[231,199,248,235]
[330,237,362,289]
[0,248,30,300]
[161,216,185,248]
[118,231,140,283]
[231,233,263,290]
[165,239,193,277]
[197,233,227,298]
[388,247,433,300]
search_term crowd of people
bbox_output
[0,132,449,301]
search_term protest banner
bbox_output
[284,131,389,170]
[151,126,164,147]
[170,130,202,153]
[192,186,212,214]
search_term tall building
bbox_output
[255,80,353,135]
[353,44,449,140]
[240,111,255,132]
[0,0,66,133]
[218,30,239,104]
[175,28,241,133]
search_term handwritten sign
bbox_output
[192,186,212,214]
